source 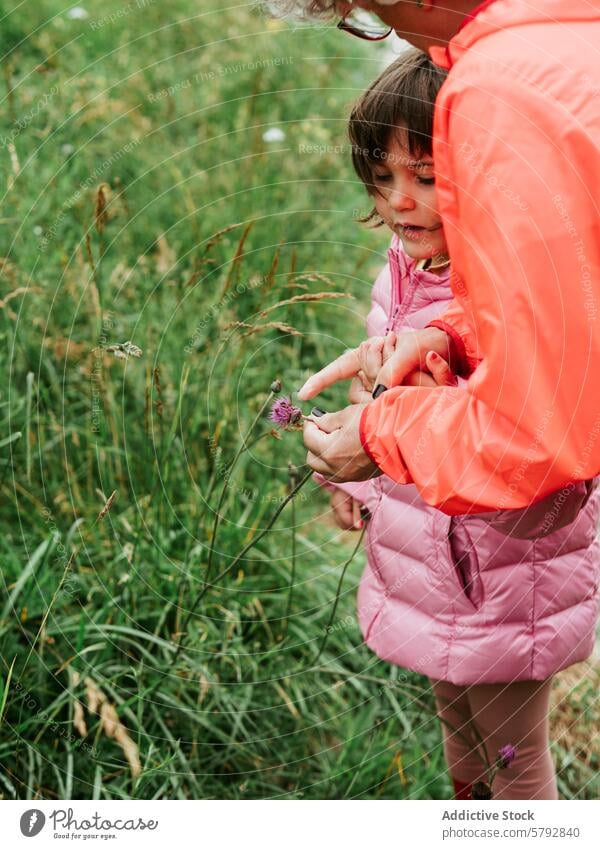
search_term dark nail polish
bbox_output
[372,384,388,399]
[311,407,326,417]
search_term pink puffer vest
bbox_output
[322,238,600,685]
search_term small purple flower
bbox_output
[269,396,303,430]
[497,744,517,769]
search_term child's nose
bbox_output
[388,187,416,212]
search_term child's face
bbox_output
[371,131,447,262]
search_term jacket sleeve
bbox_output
[360,72,600,513]
[313,472,372,504]
[427,298,480,378]
[476,479,597,539]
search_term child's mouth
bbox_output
[399,224,426,240]
[398,223,441,241]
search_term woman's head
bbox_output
[349,48,448,262]
[266,2,478,53]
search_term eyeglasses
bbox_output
[337,9,393,41]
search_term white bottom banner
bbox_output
[0,800,597,848]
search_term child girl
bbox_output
[316,49,600,800]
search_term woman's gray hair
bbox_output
[264,0,338,20]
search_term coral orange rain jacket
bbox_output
[359,0,600,514]
[323,238,600,685]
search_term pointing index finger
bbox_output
[297,348,361,400]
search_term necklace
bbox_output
[424,253,450,271]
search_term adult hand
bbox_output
[304,351,456,482]
[297,326,450,400]
[303,404,380,483]
[404,351,458,387]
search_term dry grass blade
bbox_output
[550,658,600,769]
[199,674,210,705]
[273,682,300,719]
[291,272,337,286]
[259,292,352,319]
[155,234,176,275]
[264,245,281,293]
[0,286,42,310]
[153,367,164,418]
[100,702,141,778]
[226,320,302,338]
[221,221,254,297]
[94,183,109,235]
[70,670,87,737]
[200,222,245,258]
[97,490,118,521]
[7,142,20,186]
[85,678,141,777]
[73,700,87,737]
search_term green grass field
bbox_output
[1,0,597,800]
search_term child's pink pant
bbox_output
[430,677,558,800]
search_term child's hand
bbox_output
[347,332,398,400]
[348,338,456,400]
[297,327,450,401]
[330,488,364,531]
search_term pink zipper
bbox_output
[386,247,420,332]
[386,247,401,332]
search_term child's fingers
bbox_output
[383,330,396,362]
[425,351,458,386]
[359,337,385,380]
[297,348,361,400]
[331,490,355,530]
[351,497,364,531]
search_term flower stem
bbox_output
[280,481,297,641]
[171,467,313,669]
[313,666,487,763]
[175,428,274,625]
[309,524,367,668]
[204,392,275,590]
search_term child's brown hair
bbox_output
[348,48,448,223]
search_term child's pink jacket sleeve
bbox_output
[360,71,600,514]
[313,473,372,504]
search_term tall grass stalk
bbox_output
[204,389,277,589]
[24,372,33,483]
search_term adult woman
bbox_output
[270,0,600,518]
[267,0,600,801]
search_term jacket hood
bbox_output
[430,0,600,68]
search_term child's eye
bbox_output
[373,172,392,182]
[416,176,435,186]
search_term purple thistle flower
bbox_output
[497,744,517,769]
[269,396,303,430]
